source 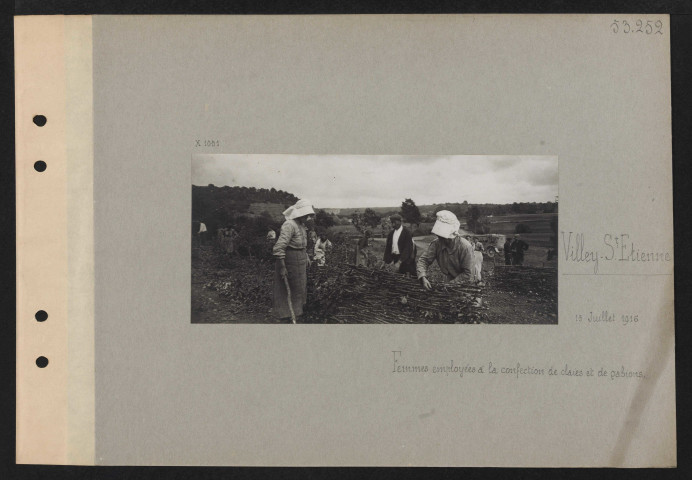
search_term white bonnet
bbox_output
[431,210,461,239]
[283,198,315,220]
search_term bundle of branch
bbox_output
[489,265,557,300]
[306,264,484,324]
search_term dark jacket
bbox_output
[511,239,529,259]
[384,227,415,264]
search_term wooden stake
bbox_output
[283,275,297,324]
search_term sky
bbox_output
[192,154,558,208]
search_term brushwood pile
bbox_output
[305,264,484,323]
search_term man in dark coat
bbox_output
[384,214,417,275]
[510,234,529,265]
[503,237,513,265]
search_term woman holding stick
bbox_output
[272,199,315,322]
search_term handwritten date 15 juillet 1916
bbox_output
[574,311,639,325]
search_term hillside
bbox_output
[192,184,299,229]
[247,202,287,221]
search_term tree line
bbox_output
[192,184,557,237]
[192,184,299,221]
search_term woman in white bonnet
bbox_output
[416,210,476,290]
[272,199,315,321]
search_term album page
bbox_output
[15,15,675,466]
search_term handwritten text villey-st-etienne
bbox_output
[561,231,672,274]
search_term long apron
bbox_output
[273,248,308,318]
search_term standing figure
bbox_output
[473,239,485,282]
[217,227,231,255]
[313,233,333,267]
[266,229,277,242]
[307,229,318,260]
[416,210,475,289]
[357,230,371,267]
[503,237,513,265]
[383,214,416,276]
[510,234,529,266]
[266,228,277,256]
[215,227,225,251]
[197,221,208,245]
[272,199,315,322]
[225,226,238,255]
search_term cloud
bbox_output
[488,157,521,171]
[527,163,559,187]
[192,154,557,207]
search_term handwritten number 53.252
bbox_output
[611,19,663,35]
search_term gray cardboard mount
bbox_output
[25,14,677,466]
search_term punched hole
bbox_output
[35,310,48,322]
[36,356,49,368]
[33,115,47,127]
[34,161,47,172]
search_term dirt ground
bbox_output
[191,245,276,324]
[481,264,558,324]
[191,237,557,325]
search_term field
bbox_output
[247,202,286,220]
[191,213,557,324]
[487,213,557,245]
[328,224,360,235]
[329,213,557,256]
[329,222,435,239]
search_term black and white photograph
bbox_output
[12,11,678,468]
[192,154,558,324]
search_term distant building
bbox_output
[322,208,341,214]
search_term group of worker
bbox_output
[216,226,238,255]
[357,213,487,287]
[194,221,239,255]
[268,225,333,267]
[201,198,531,322]
[270,199,497,322]
[502,235,529,266]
